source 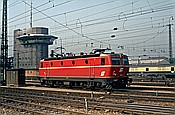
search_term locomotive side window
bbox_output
[101,58,105,65]
[72,60,75,65]
[61,61,63,65]
[112,58,120,65]
[122,58,129,65]
[171,67,174,71]
[85,60,88,64]
[146,68,149,71]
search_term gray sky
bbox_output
[1,0,175,59]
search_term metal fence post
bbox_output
[85,98,88,113]
[91,92,93,99]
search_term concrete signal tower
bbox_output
[14,27,57,69]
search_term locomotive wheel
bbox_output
[76,82,80,87]
[48,81,55,88]
[82,84,88,89]
[56,81,64,87]
[70,82,75,87]
[50,81,56,87]
[95,82,102,89]
[80,82,87,89]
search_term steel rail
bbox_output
[1,94,174,115]
[0,103,47,115]
[0,97,89,115]
[1,89,174,104]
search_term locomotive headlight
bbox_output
[119,68,124,72]
[113,71,117,77]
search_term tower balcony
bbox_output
[16,34,57,45]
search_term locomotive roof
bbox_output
[43,54,100,61]
[43,53,126,61]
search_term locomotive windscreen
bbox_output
[112,58,120,65]
[112,57,129,65]
[122,58,129,65]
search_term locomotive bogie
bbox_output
[40,77,128,89]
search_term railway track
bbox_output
[130,76,175,86]
[127,85,175,92]
[0,97,87,115]
[1,86,175,100]
[0,87,174,114]
[132,81,175,87]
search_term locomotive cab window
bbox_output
[112,58,120,65]
[40,62,43,68]
[50,62,53,66]
[146,68,149,71]
[101,58,105,65]
[171,67,174,71]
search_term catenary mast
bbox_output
[0,0,8,84]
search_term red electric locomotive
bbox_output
[39,49,130,89]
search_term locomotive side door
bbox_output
[45,63,49,79]
[90,58,95,79]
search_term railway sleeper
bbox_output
[0,103,46,115]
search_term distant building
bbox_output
[172,58,175,64]
[129,57,170,65]
[14,27,57,69]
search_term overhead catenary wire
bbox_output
[20,0,118,45]
[6,0,174,36]
[3,0,175,58]
[7,0,174,29]
[8,0,74,24]
[56,24,167,42]
[49,13,172,47]
[49,0,172,29]
[51,14,172,37]
[8,0,118,25]
[8,0,52,21]
[50,14,173,39]
[7,5,174,53]
[0,0,22,12]
[55,25,168,53]
[48,3,175,34]
[49,0,174,30]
